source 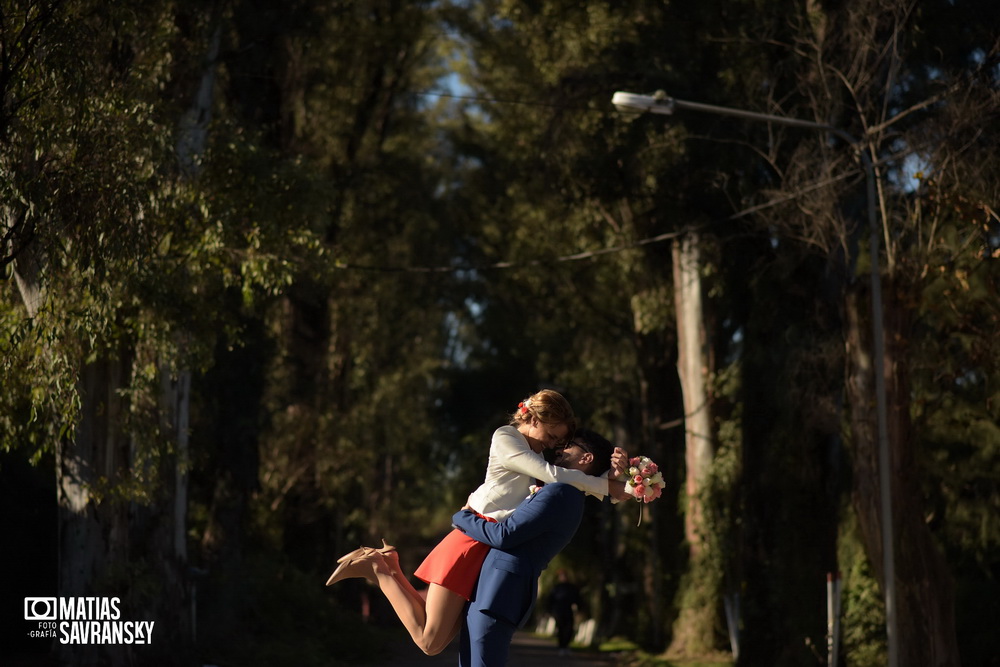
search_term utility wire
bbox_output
[328,166,866,275]
[325,86,932,273]
[333,228,688,273]
[328,172,858,274]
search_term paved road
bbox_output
[383,631,622,666]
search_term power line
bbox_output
[332,228,687,273]
[327,162,874,275]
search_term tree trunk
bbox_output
[132,12,223,655]
[12,246,122,665]
[844,279,959,667]
[198,316,266,641]
[147,364,193,648]
[12,254,43,317]
[673,231,713,557]
[57,352,132,667]
[629,263,688,652]
[667,230,720,658]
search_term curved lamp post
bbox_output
[611,90,897,667]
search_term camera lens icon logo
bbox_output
[25,598,58,621]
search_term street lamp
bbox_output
[612,90,897,667]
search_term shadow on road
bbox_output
[383,630,622,666]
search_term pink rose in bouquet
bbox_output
[620,456,665,504]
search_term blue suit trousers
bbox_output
[460,606,516,667]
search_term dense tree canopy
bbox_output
[2,1,997,665]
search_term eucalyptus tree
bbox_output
[705,0,1000,664]
[445,1,999,666]
[0,1,218,663]
[202,0,470,585]
[0,1,329,662]
[440,0,730,653]
[590,0,999,663]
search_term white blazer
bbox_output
[465,426,612,520]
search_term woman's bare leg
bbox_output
[373,553,426,625]
[372,553,466,655]
[421,584,465,654]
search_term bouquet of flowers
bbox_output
[622,456,664,504]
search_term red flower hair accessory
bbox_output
[518,400,531,415]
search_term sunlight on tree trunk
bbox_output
[58,355,131,666]
[667,230,721,657]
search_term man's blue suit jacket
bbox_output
[451,482,585,629]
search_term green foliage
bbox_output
[217,0,470,579]
[2,0,998,663]
[838,512,888,667]
[703,362,743,584]
[908,178,1000,663]
[0,294,80,453]
[0,0,179,455]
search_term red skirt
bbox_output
[414,518,496,601]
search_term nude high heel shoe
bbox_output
[334,546,367,565]
[325,547,382,586]
[337,540,394,562]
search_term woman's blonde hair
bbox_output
[509,389,576,432]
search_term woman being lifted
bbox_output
[326,388,630,655]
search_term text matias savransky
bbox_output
[25,596,155,645]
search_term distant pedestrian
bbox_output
[547,569,581,655]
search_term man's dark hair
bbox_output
[573,428,615,476]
